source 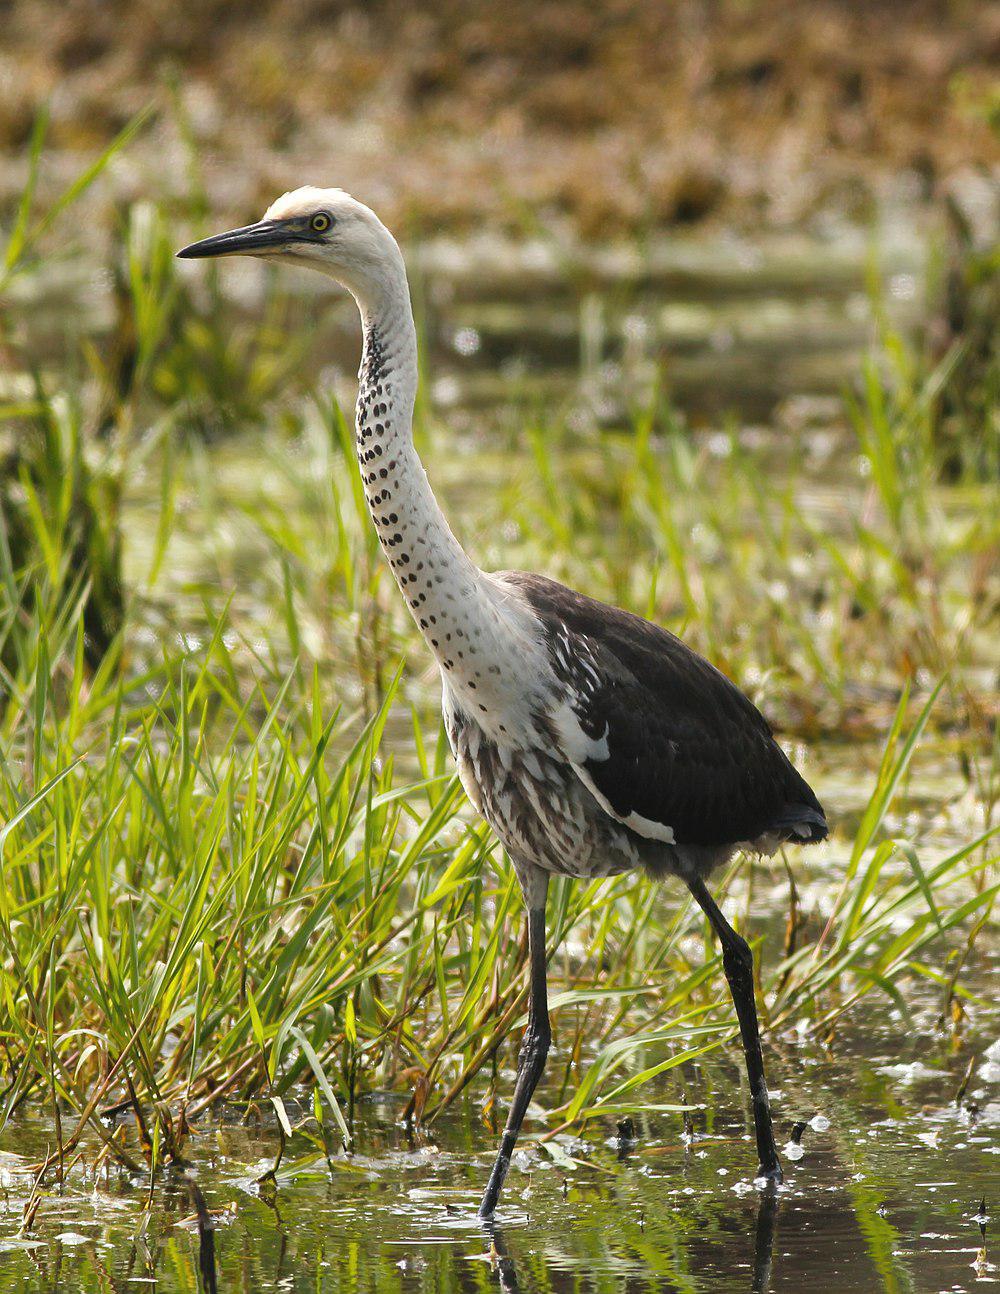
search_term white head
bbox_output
[177,186,407,312]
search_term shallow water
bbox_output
[2,980,998,1292]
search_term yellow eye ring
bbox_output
[311,212,331,233]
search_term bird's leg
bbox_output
[478,874,550,1219]
[687,875,782,1183]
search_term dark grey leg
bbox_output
[478,902,550,1218]
[688,876,782,1182]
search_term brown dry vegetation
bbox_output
[1,0,997,237]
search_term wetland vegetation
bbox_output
[0,4,998,1289]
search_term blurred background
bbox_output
[0,3,998,1292]
[3,0,998,446]
[3,0,999,234]
[2,0,996,708]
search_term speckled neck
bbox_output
[350,273,556,737]
[355,288,497,679]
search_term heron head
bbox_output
[176,186,405,307]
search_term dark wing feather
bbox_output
[505,572,826,848]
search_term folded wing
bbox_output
[502,572,827,849]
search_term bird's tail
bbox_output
[772,803,828,844]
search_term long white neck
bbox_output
[356,280,479,607]
[352,269,532,710]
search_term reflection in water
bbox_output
[484,1223,522,1293]
[255,1184,289,1288]
[186,1173,219,1294]
[490,1189,778,1294]
[616,1115,639,1160]
[752,1190,778,1294]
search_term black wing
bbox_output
[505,572,827,848]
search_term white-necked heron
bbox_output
[178,187,827,1218]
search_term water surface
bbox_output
[2,981,998,1292]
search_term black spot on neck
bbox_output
[361,325,387,390]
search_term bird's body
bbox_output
[445,571,827,905]
[447,571,826,886]
[178,186,828,1218]
[353,306,823,893]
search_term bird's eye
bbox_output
[310,212,332,233]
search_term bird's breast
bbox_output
[442,689,638,879]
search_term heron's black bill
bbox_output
[176,220,286,259]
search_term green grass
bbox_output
[0,116,997,1190]
[0,589,994,1180]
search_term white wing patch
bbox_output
[548,625,610,760]
[547,622,677,845]
[550,699,610,762]
[571,761,676,844]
